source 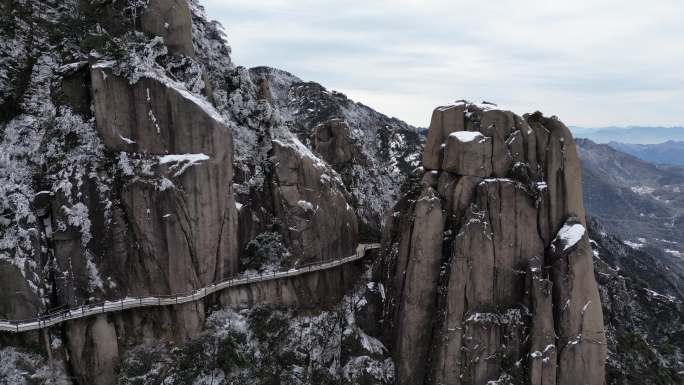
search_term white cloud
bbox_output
[201,0,684,128]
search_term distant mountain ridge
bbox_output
[576,138,684,256]
[571,126,684,144]
[608,140,684,166]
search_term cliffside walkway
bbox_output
[0,243,380,333]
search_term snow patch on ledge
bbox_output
[665,248,683,258]
[92,60,116,69]
[481,178,515,184]
[623,240,645,250]
[297,200,314,211]
[119,135,136,144]
[159,153,209,164]
[449,131,483,142]
[159,153,210,177]
[555,223,586,251]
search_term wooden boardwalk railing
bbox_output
[0,243,380,333]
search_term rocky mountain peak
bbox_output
[381,102,607,385]
[3,1,676,384]
[0,1,416,381]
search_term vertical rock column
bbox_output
[383,102,607,385]
[548,218,607,385]
[394,187,445,385]
[528,256,557,385]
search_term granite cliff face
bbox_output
[1,1,674,385]
[0,0,421,383]
[381,104,607,385]
[0,1,241,382]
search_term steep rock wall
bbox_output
[382,103,607,385]
[0,2,366,383]
[47,66,240,384]
[247,67,423,240]
[90,67,239,296]
[270,138,358,264]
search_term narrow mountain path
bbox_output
[0,244,380,333]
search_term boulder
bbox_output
[442,131,493,177]
[479,109,517,177]
[423,104,465,170]
[421,170,440,188]
[543,117,587,232]
[311,118,354,168]
[437,173,481,222]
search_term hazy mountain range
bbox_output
[571,126,684,144]
[608,141,684,166]
[577,139,684,256]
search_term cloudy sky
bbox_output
[201,0,683,128]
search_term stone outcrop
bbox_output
[140,0,196,58]
[442,131,492,176]
[311,118,354,168]
[0,1,630,384]
[91,67,239,295]
[0,264,42,320]
[63,300,206,384]
[394,187,444,385]
[382,103,607,385]
[270,137,358,264]
[423,105,465,170]
[46,66,241,384]
[527,256,557,385]
[549,217,606,385]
